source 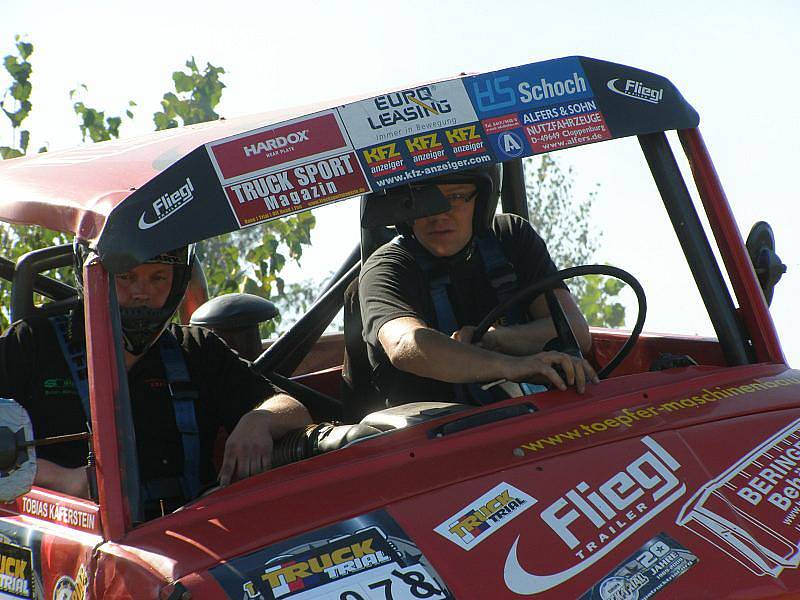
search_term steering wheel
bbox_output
[472,265,646,379]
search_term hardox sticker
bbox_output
[677,416,800,577]
[338,81,478,149]
[208,112,349,180]
[578,533,697,600]
[434,482,535,551]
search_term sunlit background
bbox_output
[2,0,797,362]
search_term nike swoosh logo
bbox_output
[503,483,686,595]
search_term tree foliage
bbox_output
[525,154,626,328]
[0,40,317,335]
[70,84,135,143]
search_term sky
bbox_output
[2,0,798,362]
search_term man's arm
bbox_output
[34,459,90,498]
[454,289,591,356]
[379,316,597,392]
[218,394,311,486]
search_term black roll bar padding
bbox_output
[638,133,752,366]
[10,244,80,322]
[501,158,530,220]
[253,254,362,377]
[472,265,647,379]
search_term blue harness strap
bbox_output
[49,315,91,420]
[158,331,201,502]
[50,315,202,504]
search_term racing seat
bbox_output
[341,201,396,422]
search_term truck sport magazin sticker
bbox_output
[206,110,369,228]
[578,533,697,600]
[210,510,453,600]
[677,415,800,577]
[463,57,611,160]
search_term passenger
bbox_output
[0,245,311,518]
[358,165,597,407]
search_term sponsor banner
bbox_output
[504,436,686,596]
[523,110,612,154]
[137,176,195,230]
[210,510,453,600]
[465,57,595,119]
[489,129,528,160]
[579,533,697,600]
[357,124,492,189]
[434,482,535,551]
[338,81,478,149]
[225,152,369,227]
[606,77,664,105]
[481,114,520,135]
[209,112,348,180]
[0,540,33,599]
[677,416,800,577]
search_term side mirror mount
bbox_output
[745,221,787,307]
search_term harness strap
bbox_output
[49,315,91,420]
[50,316,201,504]
[158,331,202,502]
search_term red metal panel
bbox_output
[83,260,127,540]
[678,128,785,365]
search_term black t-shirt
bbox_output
[0,315,280,489]
[359,214,560,405]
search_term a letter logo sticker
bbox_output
[504,436,686,595]
[677,416,800,577]
[607,78,664,104]
[338,80,478,149]
[137,177,194,230]
[434,482,536,551]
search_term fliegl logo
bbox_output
[504,436,686,595]
[137,177,194,230]
[607,78,664,104]
[434,482,536,551]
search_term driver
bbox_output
[0,245,311,518]
[358,164,597,407]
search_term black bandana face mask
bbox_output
[119,305,174,355]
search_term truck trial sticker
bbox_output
[210,510,454,600]
[677,416,800,577]
[0,540,33,599]
[504,436,686,595]
[434,482,535,551]
[579,533,697,600]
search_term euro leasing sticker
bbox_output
[434,482,536,551]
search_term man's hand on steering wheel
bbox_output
[504,351,599,393]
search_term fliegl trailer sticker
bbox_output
[210,510,453,600]
[206,110,370,228]
[677,415,800,577]
[503,435,685,596]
